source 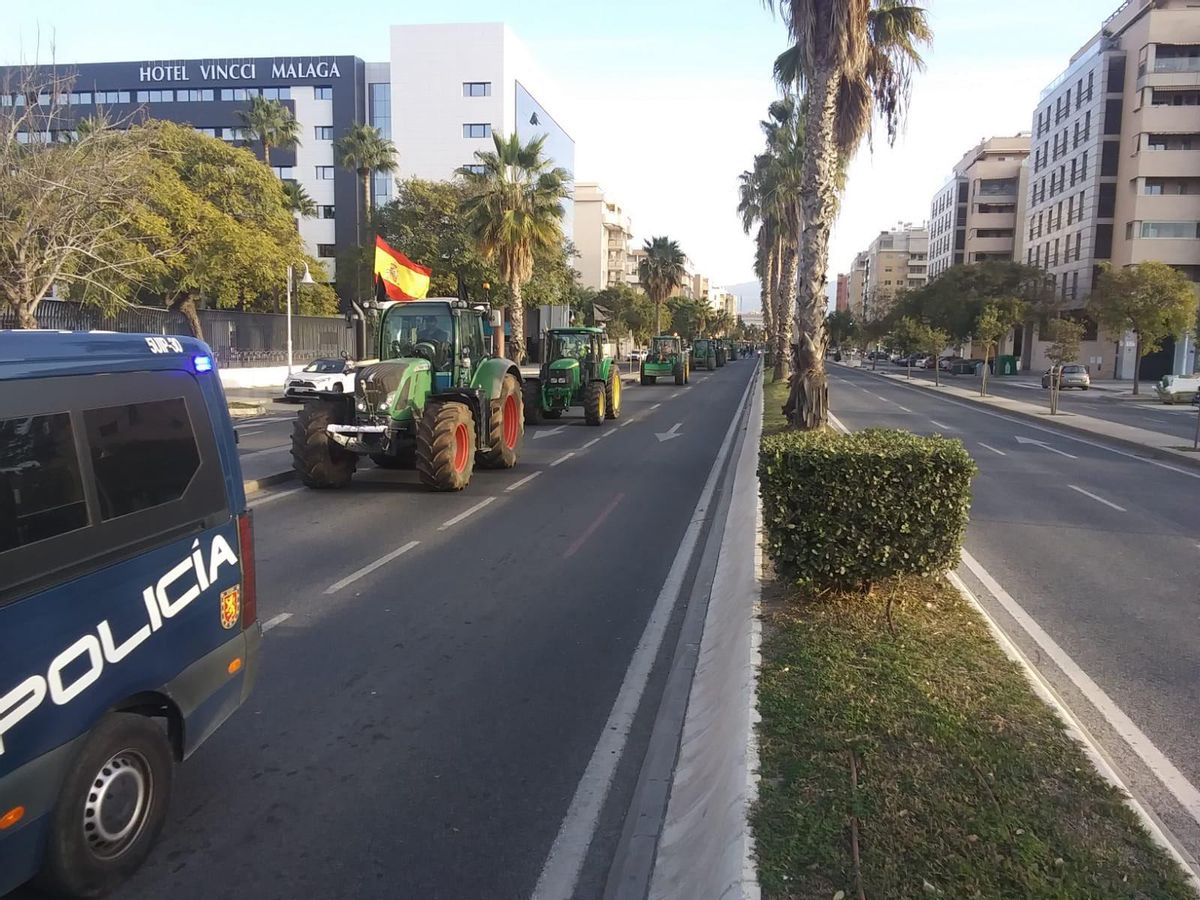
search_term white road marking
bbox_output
[531,365,757,900]
[896,405,912,413]
[860,388,872,394]
[324,541,420,594]
[1014,435,1078,458]
[655,423,684,443]
[873,394,889,402]
[650,403,662,410]
[551,452,575,467]
[581,438,601,450]
[505,471,542,492]
[533,426,567,440]
[262,612,292,633]
[929,419,953,431]
[437,497,496,531]
[669,392,681,399]
[1068,484,1127,512]
[598,429,615,438]
[960,549,1200,828]
[978,442,1007,456]
[240,444,290,459]
[237,429,264,437]
[249,486,305,507]
[620,419,637,428]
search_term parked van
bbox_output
[0,332,261,898]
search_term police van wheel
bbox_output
[36,713,174,898]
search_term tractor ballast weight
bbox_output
[640,335,690,386]
[292,299,524,492]
[523,326,621,426]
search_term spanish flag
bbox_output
[374,236,432,301]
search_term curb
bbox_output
[849,366,1200,473]
[243,469,296,497]
[228,403,266,419]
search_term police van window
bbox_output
[0,413,88,552]
[82,398,201,520]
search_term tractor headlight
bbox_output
[381,390,398,412]
[356,399,367,412]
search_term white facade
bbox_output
[292,85,338,273]
[574,182,635,291]
[388,23,576,237]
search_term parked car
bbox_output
[866,350,890,361]
[1041,364,1091,390]
[896,354,930,368]
[937,355,963,372]
[948,358,986,375]
[629,348,647,364]
[283,356,355,400]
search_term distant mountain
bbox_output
[726,281,761,315]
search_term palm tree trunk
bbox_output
[760,247,775,344]
[360,168,372,248]
[773,243,796,383]
[170,291,205,341]
[263,142,272,168]
[509,280,525,363]
[655,298,662,335]
[789,66,840,430]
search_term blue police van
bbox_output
[0,332,261,897]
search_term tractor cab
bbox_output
[544,328,604,392]
[380,300,488,392]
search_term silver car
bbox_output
[1041,364,1090,390]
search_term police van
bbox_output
[0,332,261,897]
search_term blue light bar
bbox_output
[193,354,213,373]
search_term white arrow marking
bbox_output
[533,426,567,440]
[656,423,683,443]
[1014,435,1078,459]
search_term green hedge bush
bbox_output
[759,428,976,591]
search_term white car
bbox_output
[284,357,355,400]
[629,348,648,363]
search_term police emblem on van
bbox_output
[220,586,241,630]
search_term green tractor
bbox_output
[640,335,690,386]
[691,338,718,371]
[291,299,524,492]
[714,340,728,367]
[523,326,621,425]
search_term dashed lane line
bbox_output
[262,612,292,633]
[438,497,497,531]
[978,442,1007,456]
[505,471,543,492]
[1068,484,1127,512]
[324,541,420,594]
[551,452,575,467]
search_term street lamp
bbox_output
[286,263,315,374]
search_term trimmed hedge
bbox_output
[759,428,976,590]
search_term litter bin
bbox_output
[996,355,1018,376]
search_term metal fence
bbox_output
[2,299,355,367]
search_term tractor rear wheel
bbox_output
[479,374,523,469]
[707,358,715,371]
[292,401,356,488]
[416,401,475,491]
[605,367,621,419]
[522,379,545,425]
[673,362,685,386]
[584,381,607,425]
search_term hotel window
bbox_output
[1080,151,1087,178]
[1086,71,1094,101]
[1075,233,1082,260]
[262,87,291,100]
[314,86,333,100]
[272,166,294,179]
[1083,111,1090,139]
[320,205,336,219]
[1071,271,1079,298]
[463,123,492,139]
[317,244,337,258]
[463,82,492,97]
[314,126,334,140]
[195,127,217,137]
[315,166,335,180]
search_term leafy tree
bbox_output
[591,284,655,343]
[638,236,687,334]
[282,180,317,218]
[1089,261,1198,394]
[893,316,948,385]
[335,124,398,247]
[101,121,335,337]
[459,132,571,362]
[825,309,858,347]
[668,296,712,340]
[768,0,932,428]
[0,74,164,328]
[974,298,1028,396]
[236,95,301,167]
[1043,318,1084,414]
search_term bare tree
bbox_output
[0,67,165,327]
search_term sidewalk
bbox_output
[838,362,1200,469]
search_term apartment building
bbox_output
[574,183,636,291]
[929,135,1031,278]
[860,224,929,320]
[710,288,738,320]
[847,251,869,319]
[835,274,850,312]
[1022,0,1200,378]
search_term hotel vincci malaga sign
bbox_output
[138,59,343,83]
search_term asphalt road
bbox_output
[865,361,1200,442]
[830,365,1200,867]
[5,360,759,900]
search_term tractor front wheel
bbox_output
[707,358,715,371]
[522,379,546,426]
[673,362,685,386]
[480,374,523,469]
[605,367,621,419]
[416,401,475,491]
[292,400,356,488]
[584,381,607,425]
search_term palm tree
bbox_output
[459,132,571,362]
[335,124,399,244]
[638,237,687,334]
[281,180,317,219]
[767,0,932,428]
[236,95,301,167]
[739,158,784,378]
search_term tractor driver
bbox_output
[415,315,451,368]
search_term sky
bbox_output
[5,0,1125,308]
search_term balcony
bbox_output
[1132,148,1200,177]
[1136,104,1200,134]
[1128,236,1200,266]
